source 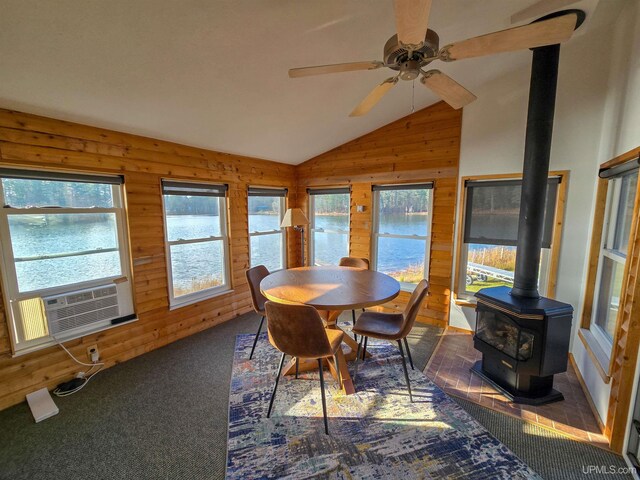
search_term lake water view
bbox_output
[10,213,435,294]
[311,214,428,284]
[9,212,519,296]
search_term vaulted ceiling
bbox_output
[0,0,602,164]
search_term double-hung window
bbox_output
[0,168,135,354]
[371,183,433,289]
[458,176,560,298]
[308,187,350,266]
[161,180,231,308]
[590,163,638,354]
[248,187,287,272]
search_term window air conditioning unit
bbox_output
[43,284,119,338]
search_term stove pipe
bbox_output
[510,44,559,299]
[511,10,585,299]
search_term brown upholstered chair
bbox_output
[352,279,429,402]
[338,256,370,341]
[245,265,270,359]
[264,301,344,435]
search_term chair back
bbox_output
[245,265,270,315]
[400,279,429,337]
[339,256,370,270]
[264,301,333,359]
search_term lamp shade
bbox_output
[280,208,309,228]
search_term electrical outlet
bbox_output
[87,345,99,362]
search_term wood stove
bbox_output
[472,287,573,404]
[470,10,584,405]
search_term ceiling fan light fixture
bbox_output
[399,60,421,81]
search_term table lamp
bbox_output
[280,208,309,267]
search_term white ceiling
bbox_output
[0,0,602,164]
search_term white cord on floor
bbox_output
[53,367,102,397]
[53,338,105,397]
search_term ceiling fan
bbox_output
[288,0,579,116]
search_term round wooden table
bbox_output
[260,266,401,394]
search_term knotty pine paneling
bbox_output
[295,102,462,326]
[0,108,296,410]
[0,102,461,410]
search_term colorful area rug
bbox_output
[226,333,540,479]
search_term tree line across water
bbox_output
[3,179,432,216]
[313,190,431,215]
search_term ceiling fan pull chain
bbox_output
[411,79,415,113]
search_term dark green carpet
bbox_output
[453,398,631,480]
[0,311,631,479]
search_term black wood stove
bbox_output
[472,287,573,404]
[470,10,584,405]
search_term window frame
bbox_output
[371,182,434,292]
[161,179,232,309]
[247,186,287,272]
[454,171,567,305]
[588,169,638,361]
[308,187,350,267]
[0,169,135,356]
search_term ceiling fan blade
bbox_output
[440,13,578,62]
[511,0,579,24]
[394,0,432,48]
[350,77,398,117]
[421,70,477,110]
[289,61,383,78]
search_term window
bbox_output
[590,167,638,352]
[248,187,287,272]
[308,188,350,266]
[372,183,433,289]
[457,176,561,298]
[0,168,134,354]
[162,180,231,307]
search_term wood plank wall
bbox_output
[0,102,461,410]
[295,102,462,326]
[0,109,296,410]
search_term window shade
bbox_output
[307,187,350,195]
[372,182,433,191]
[162,180,227,197]
[248,187,287,197]
[463,177,559,248]
[0,168,123,185]
[599,156,640,179]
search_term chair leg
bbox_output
[295,357,299,379]
[249,315,265,360]
[351,310,358,343]
[362,336,368,360]
[354,336,363,381]
[403,338,415,370]
[267,352,286,418]
[318,359,329,435]
[397,340,413,402]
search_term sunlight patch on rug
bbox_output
[226,333,540,479]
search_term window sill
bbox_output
[578,328,612,384]
[169,288,234,311]
[454,297,477,308]
[12,316,138,358]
